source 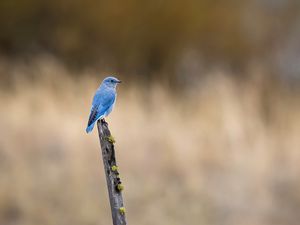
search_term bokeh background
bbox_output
[1,1,300,225]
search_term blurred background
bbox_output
[0,1,300,225]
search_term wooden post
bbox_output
[97,119,127,225]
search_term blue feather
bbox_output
[86,76,119,133]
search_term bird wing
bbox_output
[87,88,116,127]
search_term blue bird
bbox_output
[86,76,121,133]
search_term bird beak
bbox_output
[117,80,122,83]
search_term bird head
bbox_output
[102,76,122,88]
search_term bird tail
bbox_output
[86,122,95,133]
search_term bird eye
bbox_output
[110,80,113,83]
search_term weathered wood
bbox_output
[97,119,127,225]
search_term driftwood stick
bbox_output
[97,119,127,225]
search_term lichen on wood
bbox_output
[97,119,127,225]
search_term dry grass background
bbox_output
[0,58,300,225]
